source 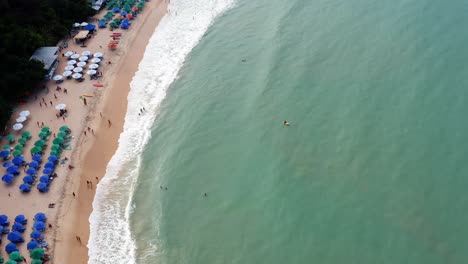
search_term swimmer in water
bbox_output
[283,121,290,126]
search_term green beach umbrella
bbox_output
[59,125,69,132]
[14,145,23,151]
[3,145,10,150]
[30,248,44,259]
[30,147,41,154]
[51,144,60,151]
[38,132,47,139]
[5,260,17,264]
[50,150,59,157]
[34,140,45,147]
[57,132,66,138]
[21,131,30,138]
[6,135,15,141]
[8,252,22,261]
[12,150,21,157]
[31,259,43,264]
[41,126,50,132]
[53,137,64,144]
[18,138,26,144]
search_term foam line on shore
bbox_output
[88,0,235,263]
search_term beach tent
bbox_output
[14,215,26,225]
[12,156,24,165]
[27,240,39,250]
[7,231,23,243]
[34,213,46,222]
[5,243,17,253]
[37,183,49,193]
[12,223,25,233]
[0,215,10,226]
[30,231,42,240]
[31,259,43,264]
[3,161,12,167]
[23,176,34,184]
[30,248,44,259]
[32,154,42,161]
[33,222,45,232]
[39,176,50,184]
[19,183,31,193]
[2,174,14,184]
[29,161,39,169]
[26,168,36,175]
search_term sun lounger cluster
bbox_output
[0,213,50,263]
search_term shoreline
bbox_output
[53,0,169,263]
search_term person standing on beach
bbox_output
[108,119,112,127]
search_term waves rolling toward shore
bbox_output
[88,1,235,263]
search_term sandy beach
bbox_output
[0,0,167,262]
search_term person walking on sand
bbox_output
[83,98,87,106]
[64,88,68,94]
[108,119,112,127]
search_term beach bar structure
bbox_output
[29,47,59,80]
[74,30,90,44]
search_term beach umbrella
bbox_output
[12,223,25,233]
[39,176,50,184]
[73,22,80,27]
[57,131,67,138]
[73,67,83,73]
[48,155,58,162]
[33,222,45,232]
[53,75,63,82]
[82,50,91,56]
[86,70,97,75]
[3,161,13,167]
[12,124,23,131]
[0,150,10,158]
[23,176,34,184]
[9,251,23,261]
[55,104,66,110]
[91,58,101,63]
[94,52,103,58]
[120,11,127,16]
[26,168,36,175]
[0,215,9,226]
[63,71,73,77]
[12,151,21,157]
[5,243,18,253]
[30,231,42,240]
[71,53,80,60]
[65,65,75,71]
[67,60,77,65]
[65,51,74,57]
[42,168,53,175]
[44,161,55,169]
[19,111,30,117]
[113,7,120,12]
[7,231,22,243]
[31,259,42,264]
[3,145,10,149]
[80,22,88,27]
[2,174,14,184]
[30,147,41,155]
[89,64,99,69]
[27,240,38,250]
[78,57,88,63]
[77,61,87,67]
[53,137,64,145]
[14,215,26,225]
[12,156,24,165]
[30,248,44,259]
[20,131,30,138]
[50,151,59,157]
[13,145,23,151]
[38,132,47,139]
[7,165,18,174]
[59,125,70,132]
[32,154,42,161]
[29,160,39,168]
[34,140,46,147]
[18,138,26,144]
[19,183,31,192]
[15,116,26,123]
[41,126,50,132]
[72,73,83,79]
[51,144,60,151]
[34,213,46,222]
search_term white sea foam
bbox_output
[88,0,235,263]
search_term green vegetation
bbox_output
[0,0,95,130]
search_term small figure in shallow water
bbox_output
[283,121,290,126]
[204,193,207,197]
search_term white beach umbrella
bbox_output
[82,51,91,56]
[64,51,74,57]
[73,67,83,73]
[93,52,103,58]
[81,22,88,27]
[67,60,77,65]
[55,104,67,110]
[77,61,87,67]
[65,65,75,71]
[53,75,63,81]
[86,70,97,75]
[71,54,80,60]
[91,58,101,64]
[73,23,80,27]
[63,71,73,77]
[12,123,23,131]
[89,64,99,69]
[78,56,88,62]
[16,116,27,123]
[19,110,30,117]
[72,73,83,79]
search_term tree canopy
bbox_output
[0,0,94,130]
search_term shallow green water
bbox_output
[130,0,468,263]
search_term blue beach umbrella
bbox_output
[0,215,9,226]
[34,213,46,222]
[19,183,31,193]
[44,162,55,169]
[7,231,23,242]
[3,161,13,168]
[48,155,58,162]
[14,215,26,225]
[30,231,42,240]
[26,168,36,175]
[7,166,19,174]
[5,243,18,253]
[0,150,10,158]
[29,160,39,168]
[113,7,120,12]
[39,176,50,184]
[23,176,34,184]
[37,183,49,193]
[2,174,14,184]
[42,168,53,175]
[32,154,42,161]
[12,156,24,165]
[27,240,38,250]
[12,223,25,233]
[33,222,45,232]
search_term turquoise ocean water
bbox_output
[90,0,468,263]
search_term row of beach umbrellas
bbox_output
[11,111,30,131]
